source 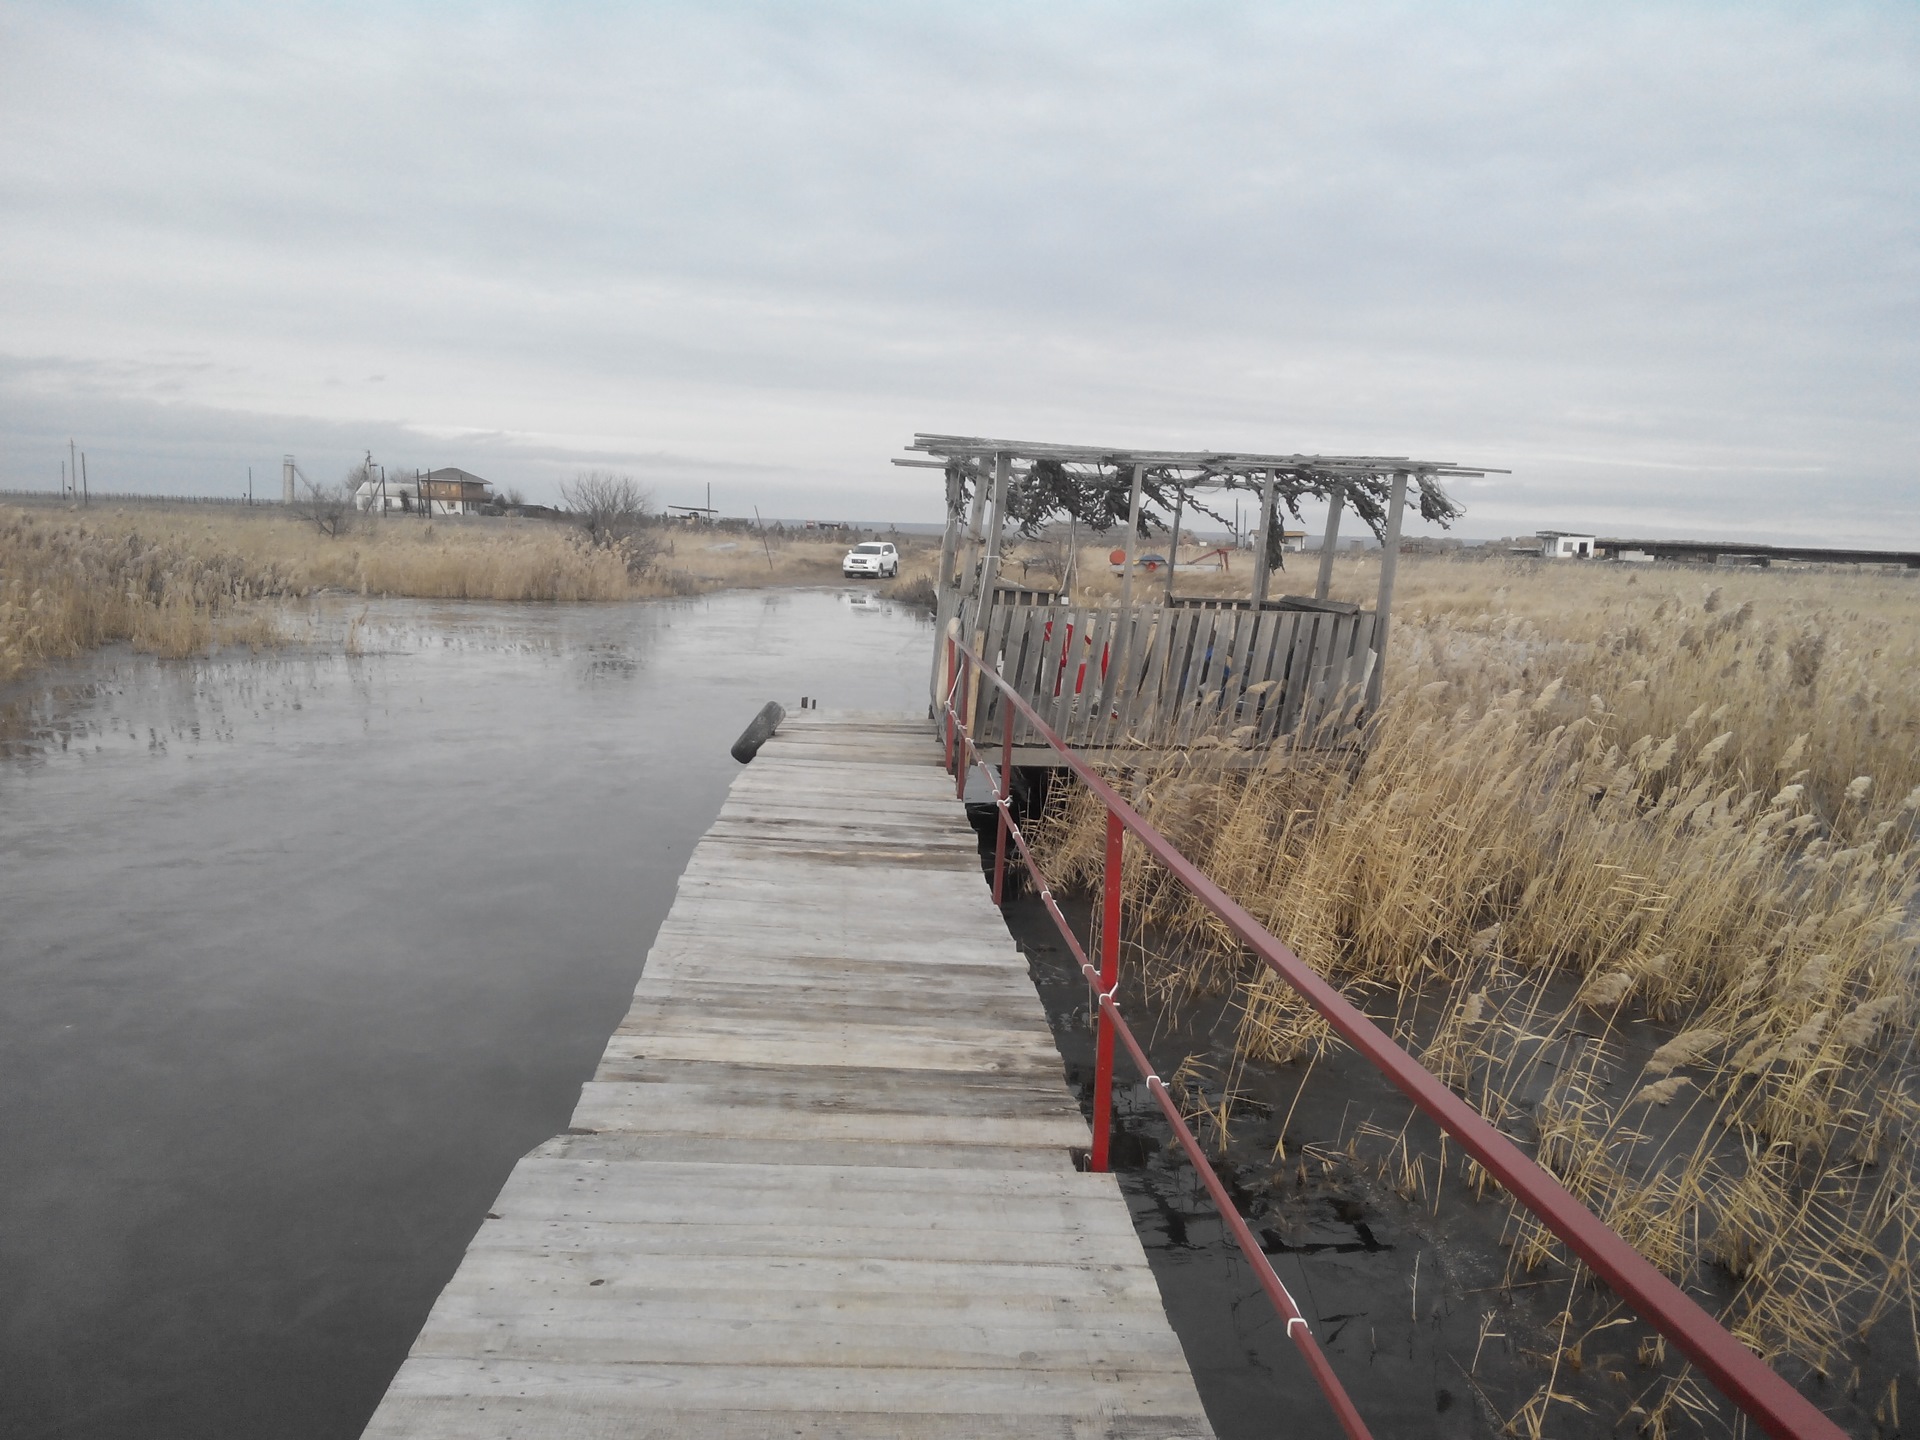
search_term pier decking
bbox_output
[362,712,1215,1439]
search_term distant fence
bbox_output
[0,490,282,508]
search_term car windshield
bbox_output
[853,544,884,554]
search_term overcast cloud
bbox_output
[1,2,1913,539]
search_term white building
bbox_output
[1538,530,1596,559]
[353,468,495,515]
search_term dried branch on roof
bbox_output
[942,454,1466,544]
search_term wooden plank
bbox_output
[1160,607,1205,745]
[376,1357,1213,1416]
[531,1134,1080,1172]
[368,1404,1210,1440]
[1253,611,1299,741]
[1064,603,1114,748]
[1276,613,1322,738]
[1309,613,1357,740]
[1052,606,1098,744]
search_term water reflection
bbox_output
[0,588,931,1440]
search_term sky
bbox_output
[1,2,1914,541]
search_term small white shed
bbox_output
[1538,530,1596,559]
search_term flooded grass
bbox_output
[0,501,936,686]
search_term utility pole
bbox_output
[81,452,88,508]
[248,466,253,505]
[69,439,77,501]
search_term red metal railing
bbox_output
[939,636,1845,1440]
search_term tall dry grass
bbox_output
[0,509,293,681]
[1,502,924,680]
[1034,555,1920,1417]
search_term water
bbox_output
[0,589,933,1440]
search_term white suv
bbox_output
[843,541,899,578]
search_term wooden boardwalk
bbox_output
[363,712,1215,1439]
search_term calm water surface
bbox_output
[0,588,932,1439]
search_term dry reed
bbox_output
[1034,554,1920,1412]
[1,502,928,680]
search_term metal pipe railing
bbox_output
[939,636,1845,1440]
[941,638,1372,1440]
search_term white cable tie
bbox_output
[1286,1317,1308,1338]
[1144,1074,1162,1091]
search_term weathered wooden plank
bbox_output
[367,1403,1210,1440]
[530,1133,1081,1172]
[376,1357,1212,1416]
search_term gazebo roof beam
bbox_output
[907,434,1506,475]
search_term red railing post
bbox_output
[954,649,969,799]
[1091,808,1123,1171]
[943,636,957,774]
[992,697,1014,903]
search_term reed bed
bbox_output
[1033,556,1920,1427]
[0,503,920,680]
[0,509,293,681]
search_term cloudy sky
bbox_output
[1,3,1914,540]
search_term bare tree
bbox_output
[296,479,354,537]
[560,470,662,574]
[560,471,653,543]
[1016,532,1074,591]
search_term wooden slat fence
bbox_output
[968,594,1377,751]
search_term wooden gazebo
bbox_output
[899,434,1503,760]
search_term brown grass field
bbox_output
[0,500,933,684]
[1032,547,1919,1432]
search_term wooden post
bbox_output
[1116,463,1145,616]
[929,467,965,706]
[1366,470,1408,711]
[1314,484,1345,600]
[1164,486,1184,601]
[967,452,1011,736]
[1111,463,1147,721]
[951,460,992,639]
[1252,470,1278,606]
[934,466,962,594]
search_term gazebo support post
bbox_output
[1314,484,1345,600]
[968,451,1012,734]
[1110,463,1147,728]
[1366,470,1408,712]
[1164,486,1184,601]
[929,466,964,705]
[1252,469,1278,606]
